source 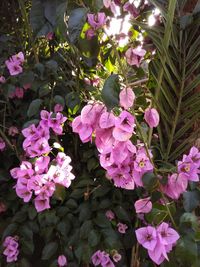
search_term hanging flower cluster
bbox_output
[10,110,75,212]
[22,110,66,158]
[72,103,153,189]
[136,223,180,265]
[3,236,19,263]
[161,146,200,199]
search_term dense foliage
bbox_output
[1,0,200,266]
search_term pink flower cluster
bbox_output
[5,52,24,76]
[72,103,153,189]
[10,110,74,212]
[92,250,120,267]
[161,146,200,199]
[10,152,75,212]
[3,236,19,263]
[22,110,66,158]
[136,223,180,265]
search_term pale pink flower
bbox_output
[125,47,146,67]
[105,210,115,221]
[117,222,128,234]
[58,255,67,266]
[54,104,64,113]
[134,197,152,213]
[112,252,122,262]
[0,76,6,83]
[8,126,19,136]
[119,87,135,110]
[103,0,111,8]
[144,108,160,128]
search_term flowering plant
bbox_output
[1,0,200,266]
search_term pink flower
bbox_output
[119,87,135,110]
[12,52,25,64]
[99,112,115,129]
[5,52,24,76]
[125,47,146,67]
[3,236,19,263]
[5,60,23,76]
[87,13,107,30]
[105,210,115,221]
[91,250,110,266]
[58,255,67,266]
[144,108,160,128]
[46,32,54,40]
[113,111,135,141]
[72,115,93,143]
[117,222,128,234]
[0,137,6,151]
[86,28,96,39]
[134,197,152,213]
[157,222,180,246]
[178,155,199,182]
[123,2,139,17]
[15,87,24,99]
[54,104,64,113]
[135,226,157,251]
[34,195,50,212]
[8,126,19,136]
[0,76,6,83]
[161,173,188,199]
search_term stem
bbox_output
[128,78,148,87]
[18,0,39,63]
[160,191,177,229]
[0,128,20,160]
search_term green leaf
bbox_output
[176,237,198,265]
[88,229,100,247]
[183,190,200,212]
[27,99,42,118]
[42,242,58,260]
[68,8,88,44]
[66,92,80,109]
[102,74,120,109]
[114,206,131,222]
[80,220,93,239]
[142,172,158,190]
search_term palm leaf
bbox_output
[135,0,200,161]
